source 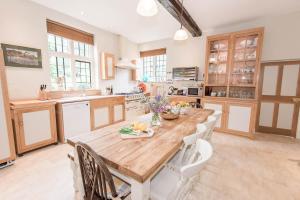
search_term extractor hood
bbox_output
[115,58,136,69]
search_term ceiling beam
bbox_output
[157,0,202,37]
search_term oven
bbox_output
[125,99,145,121]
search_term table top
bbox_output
[67,109,214,183]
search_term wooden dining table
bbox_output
[67,108,214,200]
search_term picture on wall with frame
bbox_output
[1,43,42,68]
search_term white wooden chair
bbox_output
[150,139,213,200]
[212,110,222,126]
[166,125,207,172]
[197,115,217,141]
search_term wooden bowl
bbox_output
[160,112,179,120]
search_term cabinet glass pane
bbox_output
[205,86,227,97]
[235,37,247,49]
[229,87,255,99]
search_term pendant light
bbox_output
[174,0,188,41]
[137,0,158,17]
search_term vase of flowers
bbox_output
[149,95,168,126]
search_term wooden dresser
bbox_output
[203,27,264,138]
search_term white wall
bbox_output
[0,0,138,100]
[138,11,300,74]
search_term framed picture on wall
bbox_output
[1,43,42,68]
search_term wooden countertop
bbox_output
[67,108,214,183]
[10,95,125,109]
[10,99,56,109]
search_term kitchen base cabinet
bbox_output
[11,102,57,154]
[202,98,256,138]
[90,96,125,131]
[92,105,111,130]
[113,104,125,123]
[202,100,225,131]
[225,102,256,138]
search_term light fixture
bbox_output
[173,0,188,41]
[136,0,158,17]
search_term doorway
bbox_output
[256,61,300,137]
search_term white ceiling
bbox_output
[30,0,300,43]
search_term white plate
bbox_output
[120,128,154,139]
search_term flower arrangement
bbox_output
[148,95,168,126]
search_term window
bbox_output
[47,19,94,90]
[75,61,91,89]
[48,34,94,90]
[140,48,167,82]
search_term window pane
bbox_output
[142,54,166,82]
[79,43,85,56]
[75,60,91,89]
[62,38,70,53]
[48,34,56,51]
[74,41,79,56]
[55,36,63,52]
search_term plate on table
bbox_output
[119,122,154,139]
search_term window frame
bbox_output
[48,33,95,91]
[142,54,167,82]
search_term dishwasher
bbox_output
[62,101,91,141]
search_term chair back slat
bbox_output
[180,139,213,178]
[76,142,118,199]
[201,116,217,140]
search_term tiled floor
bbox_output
[0,132,299,200]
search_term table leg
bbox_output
[131,179,151,200]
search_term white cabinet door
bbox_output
[94,106,110,128]
[227,104,252,133]
[203,102,223,128]
[113,104,124,123]
[22,110,52,146]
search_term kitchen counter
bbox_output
[10,99,56,109]
[10,95,125,108]
[54,95,124,104]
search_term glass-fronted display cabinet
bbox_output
[205,36,230,98]
[204,28,263,100]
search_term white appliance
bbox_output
[62,101,91,140]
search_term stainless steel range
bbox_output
[115,93,146,120]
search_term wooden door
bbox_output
[16,105,57,153]
[257,61,300,137]
[0,53,15,163]
[91,105,111,130]
[202,99,225,131]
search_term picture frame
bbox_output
[1,43,42,68]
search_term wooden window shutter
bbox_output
[140,48,166,58]
[47,19,94,45]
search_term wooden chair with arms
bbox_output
[76,142,130,200]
